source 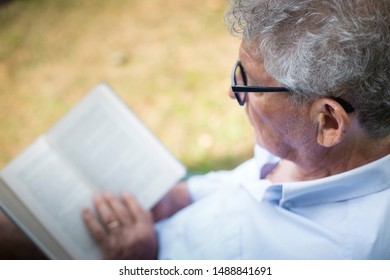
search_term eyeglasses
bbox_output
[231,61,355,113]
[231,61,289,106]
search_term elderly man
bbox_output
[82,0,390,259]
[1,0,388,261]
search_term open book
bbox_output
[0,82,186,259]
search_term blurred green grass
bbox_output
[0,0,255,173]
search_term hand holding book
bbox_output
[0,82,186,259]
[82,192,157,259]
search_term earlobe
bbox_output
[315,100,350,148]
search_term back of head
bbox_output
[225,0,390,137]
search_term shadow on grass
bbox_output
[0,0,12,6]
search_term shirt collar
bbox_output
[280,154,390,208]
[242,146,390,208]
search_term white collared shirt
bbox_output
[155,146,390,259]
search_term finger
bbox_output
[104,192,135,226]
[93,194,119,228]
[82,208,107,243]
[122,193,151,222]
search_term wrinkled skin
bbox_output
[82,192,157,259]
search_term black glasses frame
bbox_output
[231,61,290,106]
[231,60,355,113]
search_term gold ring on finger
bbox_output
[106,220,120,231]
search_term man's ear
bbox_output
[312,98,351,147]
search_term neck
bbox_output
[267,135,390,184]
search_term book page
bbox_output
[0,137,100,259]
[46,82,186,209]
[0,177,70,259]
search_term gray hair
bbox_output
[225,0,390,137]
